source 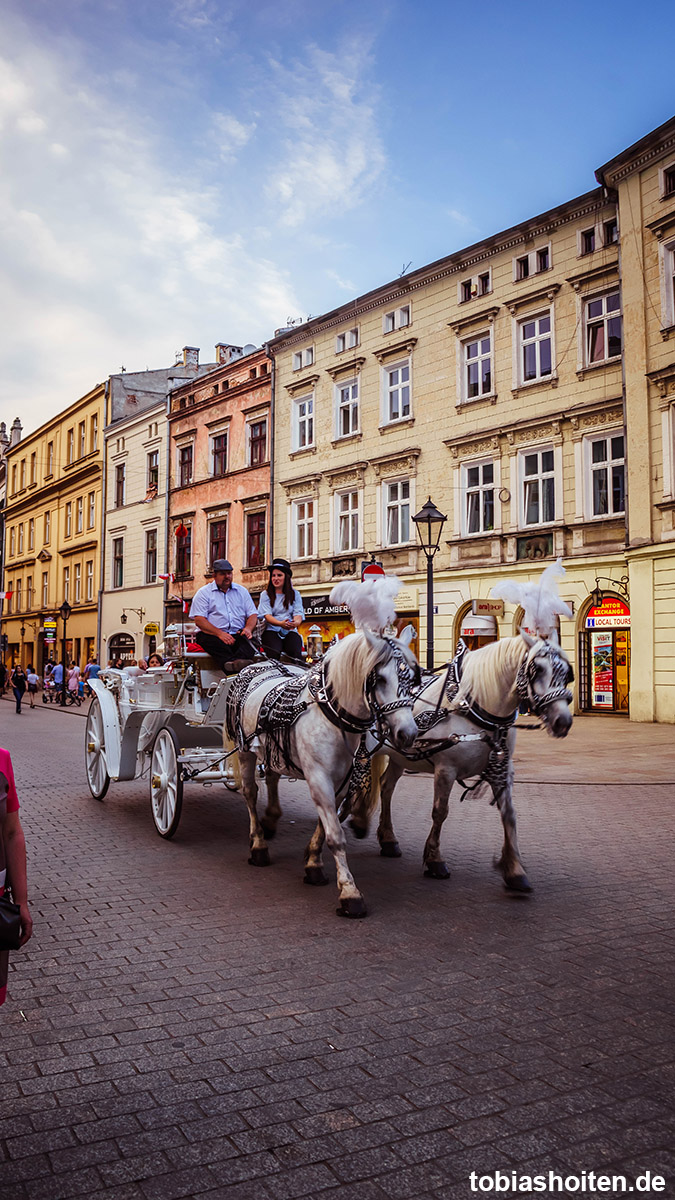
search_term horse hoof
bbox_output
[348,819,368,840]
[504,874,533,893]
[261,823,276,840]
[336,897,367,919]
[248,848,271,867]
[380,841,402,858]
[303,866,329,887]
[424,861,451,880]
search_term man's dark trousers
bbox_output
[194,631,257,671]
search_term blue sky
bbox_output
[2,0,673,432]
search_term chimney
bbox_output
[182,346,200,368]
[9,417,22,447]
[0,422,8,452]
[215,343,243,365]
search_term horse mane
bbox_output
[452,637,529,713]
[324,631,395,713]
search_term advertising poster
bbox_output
[591,630,614,707]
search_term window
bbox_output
[26,576,32,610]
[145,529,158,584]
[604,218,618,246]
[15,579,22,612]
[516,255,529,280]
[246,512,266,568]
[147,451,159,489]
[63,567,69,603]
[249,419,267,466]
[293,395,314,450]
[74,563,82,603]
[292,347,314,371]
[44,511,51,544]
[46,442,53,476]
[79,421,86,458]
[90,414,98,453]
[18,524,24,554]
[175,526,192,578]
[462,333,492,401]
[42,572,49,607]
[30,453,36,485]
[335,328,359,353]
[293,500,314,559]
[211,432,228,477]
[28,519,34,551]
[586,292,622,364]
[179,444,193,486]
[6,583,12,613]
[383,304,411,333]
[9,527,15,556]
[209,520,228,566]
[76,496,83,534]
[11,465,16,495]
[65,503,72,537]
[114,464,125,508]
[663,165,675,197]
[581,227,595,255]
[20,459,26,489]
[336,379,359,437]
[519,313,552,384]
[337,491,359,552]
[86,560,94,602]
[537,247,549,272]
[462,461,495,535]
[587,433,625,517]
[67,428,74,463]
[112,539,124,589]
[666,240,675,328]
[521,447,555,526]
[88,492,96,528]
[384,361,411,423]
[384,480,411,545]
[513,245,551,280]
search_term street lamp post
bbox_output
[412,497,447,671]
[59,600,72,708]
[20,623,25,668]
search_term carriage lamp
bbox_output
[589,575,629,609]
[412,497,447,670]
[59,599,72,708]
[120,607,146,625]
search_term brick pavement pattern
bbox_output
[0,701,674,1199]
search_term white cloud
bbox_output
[326,268,356,293]
[212,111,256,163]
[446,207,477,229]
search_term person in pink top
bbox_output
[0,748,33,1006]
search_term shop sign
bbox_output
[302,595,350,617]
[144,622,160,635]
[591,630,614,706]
[44,618,57,643]
[585,598,630,629]
[472,599,504,617]
[395,587,418,612]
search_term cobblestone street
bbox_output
[1,700,674,1199]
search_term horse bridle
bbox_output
[315,640,419,737]
[515,641,573,718]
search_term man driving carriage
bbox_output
[189,559,259,673]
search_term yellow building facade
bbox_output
[270,184,638,715]
[2,384,104,672]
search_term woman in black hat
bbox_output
[257,559,305,661]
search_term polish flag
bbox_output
[0,590,13,600]
[170,594,189,614]
[158,573,175,583]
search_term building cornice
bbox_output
[596,118,675,188]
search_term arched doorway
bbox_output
[107,632,136,667]
[578,593,630,713]
[455,604,498,652]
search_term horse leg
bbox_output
[239,750,271,867]
[377,759,404,858]
[423,765,453,880]
[307,770,367,918]
[493,774,532,893]
[261,770,282,840]
[303,819,329,886]
[348,752,386,841]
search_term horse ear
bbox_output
[519,627,536,648]
[548,628,561,648]
[399,623,415,648]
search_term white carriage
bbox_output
[84,627,240,838]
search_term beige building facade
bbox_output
[2,385,104,671]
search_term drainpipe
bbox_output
[164,392,171,630]
[266,345,275,556]
[97,385,108,664]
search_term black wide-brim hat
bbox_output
[269,558,292,577]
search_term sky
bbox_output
[2,0,674,435]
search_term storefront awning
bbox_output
[460,613,497,637]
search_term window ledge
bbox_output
[576,357,622,380]
[456,393,498,409]
[331,433,362,448]
[512,374,558,397]
[378,417,415,433]
[660,324,675,342]
[289,446,317,459]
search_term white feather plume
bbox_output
[330,576,402,633]
[490,557,572,638]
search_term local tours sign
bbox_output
[585,598,630,629]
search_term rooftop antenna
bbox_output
[399,262,412,277]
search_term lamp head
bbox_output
[120,612,127,625]
[412,496,447,556]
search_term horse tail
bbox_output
[222,726,243,790]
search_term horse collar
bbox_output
[317,661,373,735]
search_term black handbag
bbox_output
[0,884,21,951]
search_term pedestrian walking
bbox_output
[26,666,39,709]
[0,746,33,1007]
[189,559,259,673]
[83,657,100,697]
[258,558,305,662]
[67,662,81,701]
[10,665,27,714]
[0,662,6,696]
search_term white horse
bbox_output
[225,627,420,917]
[347,629,574,892]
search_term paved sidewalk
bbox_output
[0,708,673,1200]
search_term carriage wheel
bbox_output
[85,697,110,800]
[150,728,183,839]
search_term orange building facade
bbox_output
[167,345,271,619]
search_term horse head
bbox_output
[362,631,420,751]
[518,630,573,738]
